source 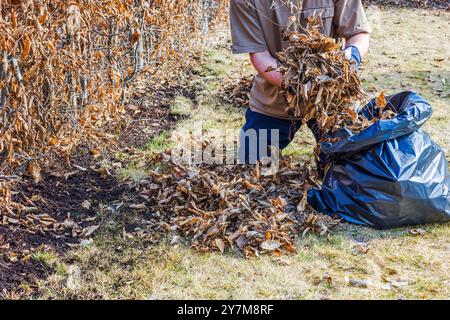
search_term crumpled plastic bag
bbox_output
[308,91,450,229]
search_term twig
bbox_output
[10,55,23,85]
[0,51,9,109]
[0,175,19,180]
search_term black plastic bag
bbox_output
[308,91,450,229]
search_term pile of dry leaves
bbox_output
[133,152,339,258]
[278,17,395,137]
[365,0,449,9]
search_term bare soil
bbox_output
[119,83,197,149]
[0,166,129,295]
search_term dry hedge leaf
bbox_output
[27,162,42,183]
[21,33,31,60]
[0,0,229,186]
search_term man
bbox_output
[230,0,371,164]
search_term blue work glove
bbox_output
[344,46,362,70]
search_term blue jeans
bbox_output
[239,108,323,167]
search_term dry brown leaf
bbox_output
[28,162,42,183]
[261,240,283,251]
[21,33,31,60]
[409,228,426,236]
[81,200,92,210]
[278,16,395,152]
[376,91,387,109]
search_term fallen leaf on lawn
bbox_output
[272,257,291,266]
[352,241,369,255]
[345,276,371,288]
[127,144,338,256]
[80,239,93,247]
[312,273,333,286]
[170,235,181,245]
[409,228,426,236]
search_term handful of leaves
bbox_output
[278,16,395,136]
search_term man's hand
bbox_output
[250,51,283,88]
[344,46,362,70]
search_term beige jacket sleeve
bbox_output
[333,0,372,38]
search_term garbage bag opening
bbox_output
[309,91,450,229]
[321,91,433,157]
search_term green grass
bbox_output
[55,263,68,277]
[117,167,148,182]
[170,96,194,117]
[37,223,450,299]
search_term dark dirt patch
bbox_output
[0,165,129,297]
[119,82,197,149]
[0,227,56,297]
[14,170,127,220]
[365,0,449,9]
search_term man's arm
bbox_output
[345,32,370,59]
[250,51,282,88]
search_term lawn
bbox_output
[12,6,450,300]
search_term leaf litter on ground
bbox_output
[127,144,339,258]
